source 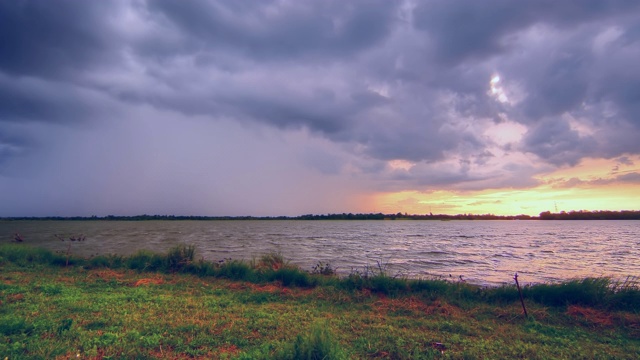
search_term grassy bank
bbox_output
[1,244,639,359]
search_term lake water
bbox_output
[2,220,639,286]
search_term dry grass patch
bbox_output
[6,293,25,303]
[567,305,614,327]
[217,344,240,356]
[492,303,549,322]
[133,277,165,287]
[148,348,212,360]
[88,269,125,280]
[372,295,465,319]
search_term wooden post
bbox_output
[514,273,528,318]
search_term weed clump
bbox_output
[126,250,166,272]
[269,267,316,288]
[311,261,336,276]
[0,244,62,267]
[524,277,640,311]
[258,252,287,270]
[217,260,256,281]
[276,322,347,360]
[166,244,196,272]
[0,316,34,336]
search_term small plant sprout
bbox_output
[312,261,335,276]
[54,234,86,266]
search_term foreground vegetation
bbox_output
[1,244,639,359]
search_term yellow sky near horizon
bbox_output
[370,156,640,216]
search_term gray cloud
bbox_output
[550,172,640,188]
[0,0,120,79]
[617,172,640,183]
[412,0,640,64]
[522,117,596,166]
[0,73,121,125]
[145,0,399,61]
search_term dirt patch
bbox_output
[493,303,548,321]
[226,282,249,291]
[226,281,294,295]
[6,293,25,303]
[133,277,165,287]
[614,312,640,335]
[89,269,125,280]
[567,305,613,327]
[148,348,213,360]
[253,284,282,293]
[372,296,464,318]
[218,344,240,356]
[424,300,465,317]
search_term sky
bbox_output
[1,0,640,217]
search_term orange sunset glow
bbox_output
[373,156,640,216]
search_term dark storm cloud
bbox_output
[0,74,117,124]
[521,42,591,120]
[522,117,595,166]
[0,0,120,79]
[145,0,399,61]
[412,0,640,64]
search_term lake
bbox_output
[2,220,639,286]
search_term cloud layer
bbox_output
[1,0,639,216]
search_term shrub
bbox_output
[218,260,255,281]
[524,278,610,307]
[609,277,640,311]
[407,278,450,295]
[270,267,316,288]
[188,258,218,277]
[105,254,125,269]
[0,244,53,266]
[167,244,196,272]
[51,253,81,267]
[127,250,162,271]
[86,255,111,268]
[482,285,520,303]
[369,274,408,295]
[340,270,366,291]
[258,252,287,270]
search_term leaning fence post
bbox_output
[514,273,528,318]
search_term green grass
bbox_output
[1,243,639,359]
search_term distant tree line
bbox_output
[1,210,638,221]
[538,210,640,220]
[0,213,535,221]
[294,213,535,220]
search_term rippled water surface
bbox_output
[2,220,639,286]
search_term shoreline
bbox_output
[2,243,638,310]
